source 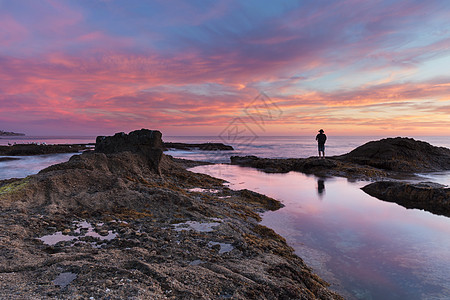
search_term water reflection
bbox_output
[190,164,450,300]
[317,179,325,197]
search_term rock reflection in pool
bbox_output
[190,164,450,300]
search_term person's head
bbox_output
[319,129,324,133]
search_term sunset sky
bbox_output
[1,0,450,136]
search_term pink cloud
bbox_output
[0,15,28,46]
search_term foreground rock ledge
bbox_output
[0,129,341,299]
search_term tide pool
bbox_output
[190,164,450,300]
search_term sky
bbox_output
[1,0,450,137]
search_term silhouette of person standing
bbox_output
[317,179,325,195]
[316,129,327,158]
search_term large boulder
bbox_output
[95,129,163,174]
[362,181,450,217]
[339,137,450,172]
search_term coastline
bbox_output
[230,137,450,218]
[0,131,25,137]
[0,143,93,156]
[0,130,342,299]
[1,132,449,298]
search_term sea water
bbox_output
[165,135,450,166]
[3,135,450,182]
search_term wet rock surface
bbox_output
[362,181,450,217]
[0,130,341,299]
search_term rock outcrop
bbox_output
[164,142,233,151]
[96,129,164,174]
[338,137,450,172]
[0,157,20,162]
[362,181,450,217]
[230,156,387,179]
[0,130,25,136]
[0,144,91,156]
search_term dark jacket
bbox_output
[316,133,327,144]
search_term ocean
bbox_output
[2,135,450,182]
[165,135,450,164]
[2,134,450,155]
[1,135,450,299]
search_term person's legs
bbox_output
[318,144,325,157]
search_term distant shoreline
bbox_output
[0,130,25,136]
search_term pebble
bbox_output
[98,230,109,236]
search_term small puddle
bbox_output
[187,188,220,193]
[39,232,77,245]
[208,241,234,254]
[189,259,205,266]
[38,220,117,246]
[173,219,221,232]
[53,272,77,288]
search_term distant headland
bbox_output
[0,130,25,136]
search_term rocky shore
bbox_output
[164,142,234,151]
[230,156,387,180]
[231,137,450,217]
[0,140,233,157]
[0,129,341,299]
[0,144,93,156]
[0,130,25,136]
